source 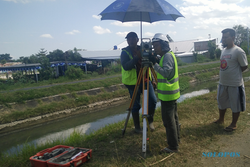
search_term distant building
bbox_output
[115,35,218,63]
[0,62,21,67]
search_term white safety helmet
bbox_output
[152,33,169,43]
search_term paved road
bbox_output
[0,61,220,93]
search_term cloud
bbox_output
[180,0,250,31]
[65,30,81,35]
[116,32,129,37]
[40,34,53,38]
[167,31,177,36]
[93,26,111,34]
[220,0,245,3]
[111,21,138,27]
[92,15,101,19]
[144,32,154,37]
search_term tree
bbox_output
[21,57,30,64]
[215,48,221,59]
[208,40,216,59]
[37,48,48,58]
[47,49,64,61]
[29,54,40,63]
[233,25,249,47]
[38,57,53,80]
[65,49,82,61]
[1,59,6,66]
[193,52,198,62]
[0,53,12,61]
[241,41,249,55]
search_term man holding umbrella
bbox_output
[121,32,157,134]
[150,33,180,153]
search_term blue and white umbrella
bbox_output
[99,0,184,41]
[99,0,184,23]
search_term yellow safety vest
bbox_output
[122,49,152,85]
[157,51,180,101]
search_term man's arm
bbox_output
[237,48,248,72]
[153,53,175,80]
[241,66,248,72]
[120,50,138,71]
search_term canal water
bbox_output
[0,80,218,155]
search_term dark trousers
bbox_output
[127,81,157,123]
[161,100,180,150]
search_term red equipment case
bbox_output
[29,145,92,167]
[47,147,92,167]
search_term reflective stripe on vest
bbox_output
[157,51,180,101]
[121,49,137,85]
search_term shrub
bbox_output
[197,54,207,63]
[92,72,99,77]
[215,48,221,59]
[12,71,27,83]
[5,78,14,85]
[65,66,84,79]
[110,64,121,73]
[38,57,53,81]
[176,57,187,66]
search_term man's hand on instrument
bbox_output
[135,50,142,59]
[149,55,159,65]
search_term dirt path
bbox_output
[200,124,250,167]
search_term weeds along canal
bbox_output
[0,80,219,155]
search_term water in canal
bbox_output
[0,80,218,154]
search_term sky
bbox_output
[0,0,250,60]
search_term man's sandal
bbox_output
[159,147,178,154]
[224,126,237,132]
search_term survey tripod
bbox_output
[122,58,158,156]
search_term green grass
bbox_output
[178,62,219,74]
[195,70,219,82]
[1,56,250,166]
[0,88,129,124]
[0,77,122,105]
[0,60,222,105]
[0,60,225,124]
[0,71,121,91]
[1,81,250,167]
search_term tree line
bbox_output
[0,47,82,66]
[18,47,82,64]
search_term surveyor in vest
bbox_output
[150,33,180,153]
[120,32,157,134]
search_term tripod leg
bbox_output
[122,68,143,136]
[150,67,158,84]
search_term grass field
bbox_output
[1,58,250,166]
[1,79,249,167]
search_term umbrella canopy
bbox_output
[99,0,184,23]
